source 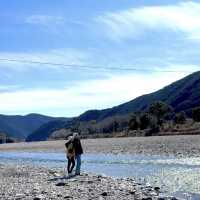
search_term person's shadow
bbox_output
[48,174,77,182]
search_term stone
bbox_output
[41,191,47,194]
[101,192,108,196]
[56,182,67,186]
[154,187,160,191]
[64,195,73,199]
[129,190,136,195]
[87,180,93,184]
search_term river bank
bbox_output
[1,135,200,199]
[0,163,169,200]
[0,135,200,157]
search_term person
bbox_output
[65,136,75,175]
[73,132,83,175]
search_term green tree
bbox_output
[174,111,186,124]
[149,101,172,125]
[128,114,140,130]
[192,107,200,122]
[113,120,119,132]
[139,113,151,130]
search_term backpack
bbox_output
[67,142,75,158]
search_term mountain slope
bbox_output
[27,71,200,141]
[26,118,69,142]
[79,71,200,121]
[0,113,56,139]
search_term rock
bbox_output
[129,190,136,195]
[41,191,47,194]
[87,180,93,184]
[150,192,157,196]
[101,192,108,196]
[15,193,25,200]
[56,182,67,186]
[154,187,160,191]
[170,198,178,200]
[64,195,73,199]
[142,197,152,200]
[33,194,45,200]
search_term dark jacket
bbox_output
[73,138,83,155]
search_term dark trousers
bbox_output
[67,157,75,173]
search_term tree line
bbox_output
[51,101,200,139]
[128,101,200,136]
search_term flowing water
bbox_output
[0,152,200,200]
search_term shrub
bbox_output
[174,111,186,124]
[192,107,200,122]
[128,114,140,130]
[139,113,151,130]
[149,101,173,126]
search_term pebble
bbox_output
[56,182,67,186]
[33,197,41,200]
[101,192,108,196]
[64,195,73,199]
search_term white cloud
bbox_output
[0,69,191,117]
[97,2,200,41]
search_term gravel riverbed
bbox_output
[0,163,176,200]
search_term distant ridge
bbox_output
[0,113,58,139]
[26,118,70,142]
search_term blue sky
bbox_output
[0,0,200,117]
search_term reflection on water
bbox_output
[0,152,200,199]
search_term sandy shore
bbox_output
[0,135,200,157]
[0,163,165,200]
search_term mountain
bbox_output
[78,71,200,121]
[0,113,56,139]
[27,71,200,141]
[26,118,70,142]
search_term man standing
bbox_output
[73,132,83,175]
